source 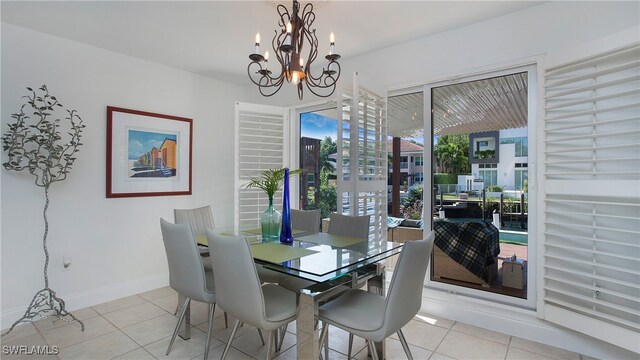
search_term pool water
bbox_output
[499,230,528,244]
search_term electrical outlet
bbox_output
[63,256,72,271]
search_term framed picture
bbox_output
[106,106,192,198]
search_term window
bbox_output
[414,172,424,183]
[500,137,528,157]
[478,169,497,187]
[515,163,528,191]
[414,156,424,166]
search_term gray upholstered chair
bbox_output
[291,208,321,236]
[317,231,435,360]
[207,230,299,360]
[174,205,215,272]
[328,213,371,239]
[160,218,218,360]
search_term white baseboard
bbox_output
[1,272,169,330]
[420,288,638,359]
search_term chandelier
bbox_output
[248,0,341,100]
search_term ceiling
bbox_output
[1,1,541,86]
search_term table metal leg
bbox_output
[371,264,387,359]
[296,292,321,360]
[178,294,191,340]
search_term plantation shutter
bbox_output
[542,43,640,352]
[234,102,288,231]
[337,73,388,240]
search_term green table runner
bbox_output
[250,243,318,264]
[298,233,366,248]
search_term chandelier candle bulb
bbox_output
[255,33,260,54]
[264,51,269,69]
[284,22,292,46]
[329,32,335,55]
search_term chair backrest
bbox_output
[174,205,215,237]
[383,231,435,336]
[159,218,209,300]
[291,209,321,235]
[206,230,267,328]
[327,213,370,238]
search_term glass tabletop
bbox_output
[259,234,403,283]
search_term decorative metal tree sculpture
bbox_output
[1,85,86,336]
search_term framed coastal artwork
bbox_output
[106,106,192,198]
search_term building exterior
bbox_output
[387,139,424,187]
[159,138,177,169]
[467,127,528,191]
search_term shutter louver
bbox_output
[235,103,287,230]
[543,43,640,352]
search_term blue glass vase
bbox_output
[261,197,281,242]
[280,168,293,244]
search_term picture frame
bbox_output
[106,106,192,198]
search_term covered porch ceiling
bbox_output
[387,72,528,138]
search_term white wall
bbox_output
[0,23,244,327]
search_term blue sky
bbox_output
[300,112,425,145]
[300,112,337,140]
[128,130,176,160]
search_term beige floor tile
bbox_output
[414,312,456,330]
[102,302,165,329]
[57,331,138,360]
[0,322,39,343]
[430,353,457,360]
[71,307,101,321]
[120,313,184,347]
[352,338,433,360]
[42,316,117,348]
[436,330,508,360]
[33,312,90,333]
[184,300,215,326]
[92,295,146,315]
[324,325,367,357]
[148,294,179,314]
[451,322,510,345]
[138,287,176,301]
[273,345,346,360]
[193,343,253,360]
[579,355,599,360]
[198,315,258,343]
[230,328,296,359]
[507,347,556,360]
[388,318,449,351]
[0,333,60,360]
[143,328,218,360]
[510,337,580,360]
[112,347,157,359]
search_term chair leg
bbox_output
[367,340,380,360]
[265,330,274,360]
[274,328,280,353]
[203,303,215,360]
[221,319,241,360]
[224,311,229,328]
[347,333,353,359]
[277,324,288,352]
[167,297,190,355]
[257,329,266,345]
[318,324,329,360]
[397,329,413,360]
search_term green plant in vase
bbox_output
[244,168,301,242]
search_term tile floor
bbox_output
[1,286,592,360]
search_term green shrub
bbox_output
[434,173,458,184]
[486,185,503,192]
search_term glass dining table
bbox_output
[189,228,403,360]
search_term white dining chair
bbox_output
[206,230,299,360]
[174,205,215,272]
[160,218,218,360]
[291,208,321,236]
[317,231,435,360]
[328,213,371,239]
